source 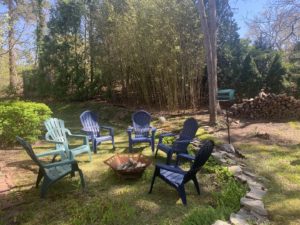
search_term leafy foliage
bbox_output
[266,53,287,93]
[182,159,246,225]
[0,101,52,147]
[239,54,262,97]
[27,0,205,108]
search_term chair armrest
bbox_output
[69,134,87,138]
[43,160,76,168]
[172,139,192,146]
[68,133,89,145]
[44,139,64,145]
[150,126,156,138]
[159,132,175,137]
[150,126,157,132]
[177,153,195,161]
[155,163,186,175]
[36,149,65,158]
[127,127,134,134]
[100,125,114,136]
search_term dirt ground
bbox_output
[214,117,300,146]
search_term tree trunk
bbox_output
[36,0,45,69]
[197,0,218,124]
[88,2,95,83]
[8,0,18,91]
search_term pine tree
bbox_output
[240,54,262,97]
[266,53,287,93]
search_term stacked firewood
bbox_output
[230,93,300,119]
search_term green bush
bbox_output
[0,101,52,147]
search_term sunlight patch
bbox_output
[108,186,134,196]
[136,199,160,213]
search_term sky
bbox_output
[0,0,269,38]
[229,0,269,38]
[0,0,269,61]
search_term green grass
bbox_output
[238,143,300,225]
[0,102,245,225]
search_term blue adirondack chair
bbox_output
[80,110,115,153]
[155,117,199,164]
[127,110,156,153]
[149,140,214,205]
[16,136,85,198]
[44,118,92,161]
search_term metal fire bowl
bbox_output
[104,153,152,179]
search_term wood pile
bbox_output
[230,93,300,119]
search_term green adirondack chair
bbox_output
[16,136,85,198]
[44,118,92,161]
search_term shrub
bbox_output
[0,101,52,147]
[182,160,247,225]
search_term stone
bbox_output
[226,158,237,165]
[212,152,227,164]
[228,165,243,175]
[247,180,266,192]
[243,170,257,178]
[246,187,267,200]
[235,174,248,183]
[224,152,236,159]
[220,143,236,154]
[230,212,250,225]
[250,210,270,224]
[212,220,231,225]
[158,116,166,124]
[203,125,210,130]
[240,197,268,216]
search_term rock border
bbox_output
[211,144,270,225]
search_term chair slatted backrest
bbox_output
[80,110,100,136]
[16,136,45,170]
[132,110,151,137]
[184,140,214,182]
[44,118,68,149]
[179,118,199,141]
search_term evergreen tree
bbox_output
[266,53,287,93]
[239,54,262,97]
[216,0,243,89]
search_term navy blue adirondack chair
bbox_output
[80,110,115,153]
[149,140,214,205]
[155,118,199,164]
[16,136,85,198]
[127,110,156,153]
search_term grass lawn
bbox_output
[222,120,300,225]
[0,101,245,225]
[237,143,300,225]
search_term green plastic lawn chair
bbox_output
[16,136,85,198]
[44,118,92,161]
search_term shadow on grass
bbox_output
[290,159,300,166]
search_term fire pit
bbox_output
[104,154,152,179]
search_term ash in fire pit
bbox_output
[104,154,151,179]
[117,158,146,170]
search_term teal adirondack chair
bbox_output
[44,118,92,161]
[16,136,85,198]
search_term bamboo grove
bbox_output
[24,0,205,109]
[17,0,297,108]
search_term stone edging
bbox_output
[211,144,270,225]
